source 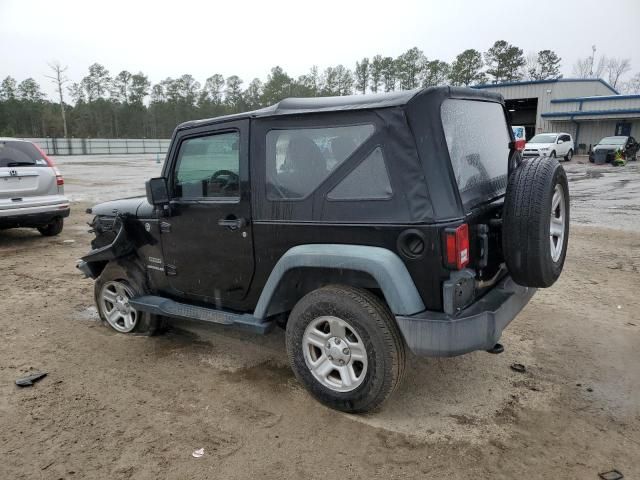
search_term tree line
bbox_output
[0,40,636,139]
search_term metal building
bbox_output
[475,79,640,153]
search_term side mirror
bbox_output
[557,140,564,144]
[146,177,169,206]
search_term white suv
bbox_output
[0,138,70,236]
[523,133,574,161]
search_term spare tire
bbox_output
[502,157,569,288]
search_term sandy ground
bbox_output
[1,155,639,479]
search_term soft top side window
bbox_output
[173,131,240,199]
[266,124,374,200]
[327,147,392,201]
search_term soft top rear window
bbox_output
[0,141,47,168]
[441,99,510,210]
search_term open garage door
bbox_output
[506,98,538,140]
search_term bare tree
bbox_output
[621,72,640,94]
[45,61,69,138]
[605,57,631,88]
[573,57,592,78]
[573,55,606,79]
[520,52,538,80]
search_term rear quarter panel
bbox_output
[247,222,453,312]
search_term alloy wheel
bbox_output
[550,184,566,263]
[302,316,368,392]
[99,280,138,333]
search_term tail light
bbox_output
[515,139,526,151]
[55,170,64,186]
[34,143,64,186]
[444,224,470,270]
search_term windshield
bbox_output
[0,141,47,168]
[598,137,626,145]
[441,99,510,210]
[529,134,557,144]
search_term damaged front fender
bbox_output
[77,217,135,279]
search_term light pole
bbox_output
[589,45,596,78]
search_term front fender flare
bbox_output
[253,244,426,319]
[78,218,135,278]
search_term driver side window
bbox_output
[174,131,240,199]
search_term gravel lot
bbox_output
[1,155,639,479]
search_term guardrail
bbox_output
[22,138,171,156]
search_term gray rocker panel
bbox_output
[129,295,272,334]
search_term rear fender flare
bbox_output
[253,244,426,319]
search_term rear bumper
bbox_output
[0,202,70,227]
[395,276,536,357]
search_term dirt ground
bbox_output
[1,156,639,479]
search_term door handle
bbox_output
[218,217,247,229]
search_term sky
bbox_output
[1,0,639,99]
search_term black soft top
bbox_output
[173,86,509,224]
[177,86,503,130]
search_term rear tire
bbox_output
[502,157,569,288]
[94,260,165,336]
[37,217,63,236]
[286,285,406,413]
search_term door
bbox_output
[160,120,254,306]
[615,122,631,136]
[559,134,571,155]
[626,137,639,158]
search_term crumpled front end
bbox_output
[77,216,135,278]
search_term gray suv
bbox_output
[0,138,70,236]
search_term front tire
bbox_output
[37,217,63,236]
[564,149,573,161]
[549,151,556,159]
[286,285,406,413]
[94,260,165,335]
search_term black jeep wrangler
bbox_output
[78,87,569,413]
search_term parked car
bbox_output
[0,138,69,235]
[589,136,639,163]
[523,133,574,161]
[78,87,569,413]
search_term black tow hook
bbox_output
[486,343,504,354]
